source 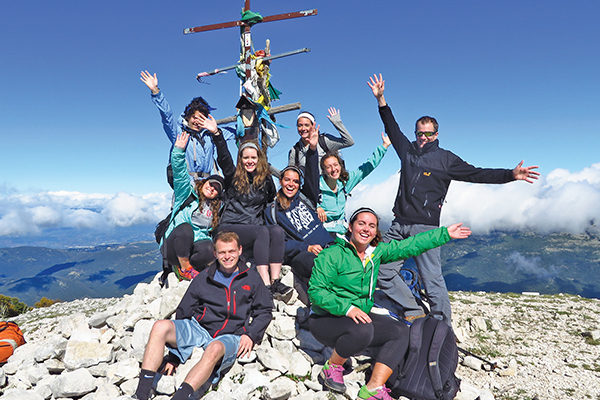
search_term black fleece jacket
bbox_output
[379,105,515,226]
[175,260,273,344]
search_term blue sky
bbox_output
[1,0,600,241]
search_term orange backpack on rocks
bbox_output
[0,321,26,364]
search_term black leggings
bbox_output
[309,313,409,375]
[164,223,214,270]
[216,224,284,265]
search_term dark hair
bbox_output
[233,141,270,194]
[320,151,349,183]
[213,231,240,247]
[346,208,382,247]
[194,178,221,229]
[276,168,302,210]
[183,97,210,121]
[415,116,439,133]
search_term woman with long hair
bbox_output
[161,132,223,281]
[197,113,290,301]
[308,208,471,399]
[317,133,391,235]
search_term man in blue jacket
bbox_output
[368,74,540,325]
[140,70,233,187]
[133,231,273,400]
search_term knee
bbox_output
[352,322,375,345]
[203,340,225,362]
[150,320,174,339]
[270,225,285,241]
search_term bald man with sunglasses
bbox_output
[367,74,539,325]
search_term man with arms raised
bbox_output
[368,74,539,325]
[133,231,273,400]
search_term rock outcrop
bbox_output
[1,268,599,399]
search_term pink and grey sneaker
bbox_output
[319,360,346,393]
[357,384,395,400]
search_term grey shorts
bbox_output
[169,318,240,383]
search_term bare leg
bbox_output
[329,349,347,367]
[141,320,177,371]
[182,341,225,390]
[256,265,270,286]
[269,262,283,283]
[366,362,393,390]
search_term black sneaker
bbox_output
[271,279,294,303]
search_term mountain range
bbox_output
[0,231,599,306]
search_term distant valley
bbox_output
[0,231,599,305]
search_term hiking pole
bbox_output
[457,347,498,371]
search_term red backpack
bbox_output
[0,321,26,364]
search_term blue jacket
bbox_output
[151,91,233,175]
[319,144,388,234]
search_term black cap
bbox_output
[206,175,224,194]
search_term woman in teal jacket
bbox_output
[161,132,223,281]
[308,208,471,399]
[317,133,390,235]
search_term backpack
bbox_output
[154,193,196,244]
[390,316,460,400]
[0,321,26,364]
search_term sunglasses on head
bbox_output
[414,130,437,137]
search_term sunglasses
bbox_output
[414,131,437,137]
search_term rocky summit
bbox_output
[1,266,599,400]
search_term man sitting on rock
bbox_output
[133,231,273,400]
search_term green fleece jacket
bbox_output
[308,227,451,316]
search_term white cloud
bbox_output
[0,191,170,237]
[349,163,600,234]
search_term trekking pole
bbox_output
[457,347,498,371]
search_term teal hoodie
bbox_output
[308,226,450,316]
[319,144,387,234]
[161,147,213,245]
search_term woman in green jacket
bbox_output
[317,133,390,235]
[308,208,470,400]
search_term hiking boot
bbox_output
[271,279,294,303]
[404,313,426,325]
[357,384,394,400]
[319,360,346,393]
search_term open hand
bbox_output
[140,70,159,94]
[367,74,386,106]
[512,161,540,183]
[347,306,372,324]
[175,132,190,150]
[327,107,340,120]
[447,223,472,239]
[161,362,177,376]
[197,113,218,134]
[237,334,254,358]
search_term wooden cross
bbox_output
[183,1,317,80]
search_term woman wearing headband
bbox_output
[160,132,224,281]
[289,108,355,172]
[308,208,471,399]
[317,133,391,236]
[265,131,334,304]
[196,114,290,300]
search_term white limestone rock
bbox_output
[288,351,311,377]
[263,376,297,400]
[106,358,141,384]
[33,335,68,362]
[0,389,45,400]
[88,310,117,328]
[266,315,296,340]
[51,368,97,398]
[470,316,487,332]
[155,374,176,395]
[256,346,290,373]
[63,341,114,370]
[131,319,155,353]
[463,355,483,371]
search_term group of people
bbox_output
[133,71,539,400]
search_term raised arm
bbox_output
[140,70,159,95]
[322,107,355,152]
[142,70,178,143]
[368,74,412,158]
[301,130,320,206]
[512,161,540,183]
[200,113,235,185]
[170,133,194,203]
[344,133,390,192]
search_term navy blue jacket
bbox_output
[175,260,273,344]
[379,105,515,226]
[265,147,333,259]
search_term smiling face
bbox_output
[348,212,378,250]
[201,181,219,199]
[415,121,438,148]
[322,155,342,181]
[214,238,242,273]
[296,117,314,143]
[186,110,204,131]
[241,147,259,173]
[280,169,301,199]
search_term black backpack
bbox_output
[292,134,330,166]
[154,193,196,244]
[391,316,461,400]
